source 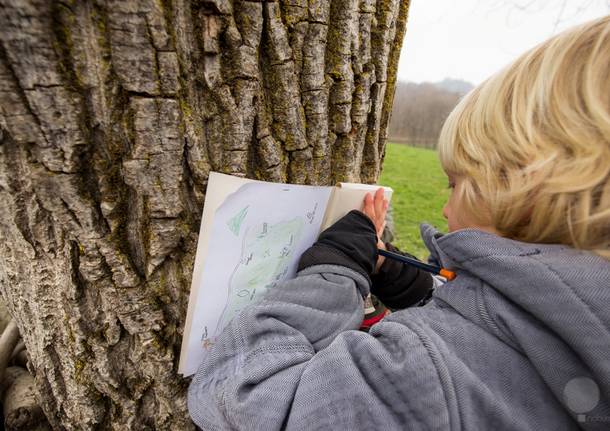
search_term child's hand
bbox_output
[363,188,389,273]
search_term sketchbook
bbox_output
[179,172,392,376]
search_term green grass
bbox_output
[379,143,449,260]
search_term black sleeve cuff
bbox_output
[371,243,432,309]
[297,210,378,284]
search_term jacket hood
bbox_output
[420,224,610,423]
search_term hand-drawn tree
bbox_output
[0,0,409,428]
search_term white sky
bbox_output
[397,0,610,85]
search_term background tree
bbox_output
[0,0,410,428]
[388,80,472,148]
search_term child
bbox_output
[188,16,609,430]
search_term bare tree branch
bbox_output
[490,0,610,31]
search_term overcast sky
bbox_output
[397,0,610,85]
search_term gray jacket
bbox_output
[188,224,610,430]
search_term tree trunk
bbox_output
[0,0,410,428]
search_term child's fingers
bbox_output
[378,220,387,238]
[363,192,374,219]
[364,190,388,238]
[374,188,384,220]
[381,200,389,220]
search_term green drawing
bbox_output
[216,217,304,333]
[227,206,249,236]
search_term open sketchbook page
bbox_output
[179,175,331,376]
[321,182,393,231]
[179,173,256,374]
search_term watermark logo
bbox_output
[563,377,608,423]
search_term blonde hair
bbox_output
[438,15,610,259]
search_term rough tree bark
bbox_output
[0,0,410,429]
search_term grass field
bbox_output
[378,143,449,260]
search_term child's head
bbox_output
[438,15,610,259]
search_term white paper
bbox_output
[181,180,332,376]
[179,173,256,375]
[321,183,393,230]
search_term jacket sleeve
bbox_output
[187,212,449,430]
[187,263,449,430]
[371,243,433,310]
